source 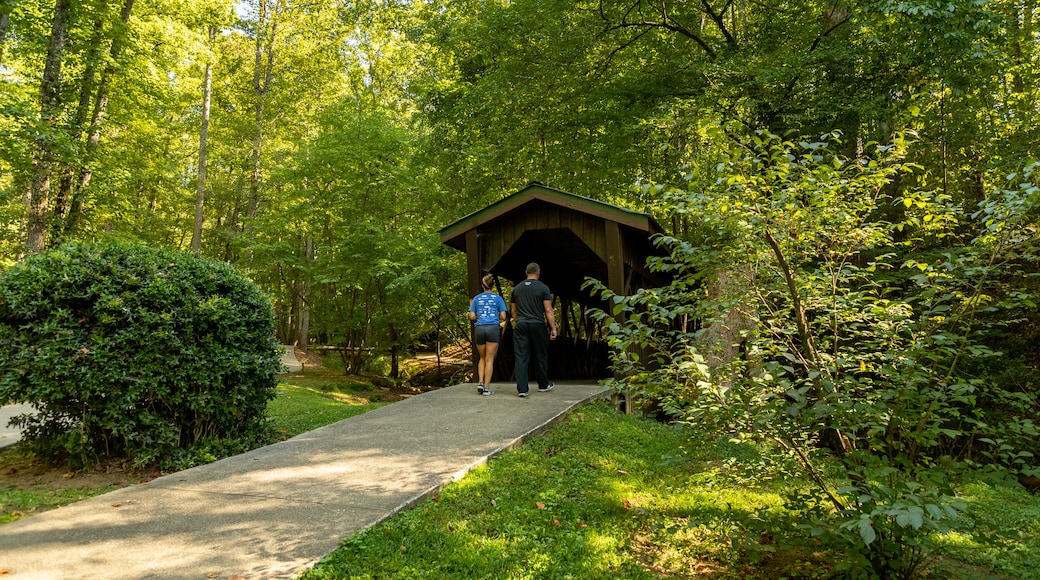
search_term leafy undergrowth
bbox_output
[302,401,1040,580]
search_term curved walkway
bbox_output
[0,381,611,579]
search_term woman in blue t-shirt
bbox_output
[468,273,508,395]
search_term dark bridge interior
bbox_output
[440,183,670,382]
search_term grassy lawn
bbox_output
[301,402,1040,580]
[267,376,391,438]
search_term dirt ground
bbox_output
[0,348,471,493]
[0,454,148,492]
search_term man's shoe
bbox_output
[482,388,494,396]
[477,383,485,394]
[538,383,555,392]
[518,392,529,398]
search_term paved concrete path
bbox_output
[279,345,303,373]
[0,381,611,579]
[0,403,34,449]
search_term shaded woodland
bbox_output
[1,0,1037,373]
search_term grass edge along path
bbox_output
[0,375,388,525]
[301,401,1040,580]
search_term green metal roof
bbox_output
[439,181,663,251]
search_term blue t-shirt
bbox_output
[470,291,507,326]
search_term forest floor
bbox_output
[0,347,472,501]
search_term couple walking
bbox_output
[468,262,557,397]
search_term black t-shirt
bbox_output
[511,278,552,324]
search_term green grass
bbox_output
[301,402,813,579]
[934,482,1040,578]
[267,382,388,438]
[301,402,1040,580]
[0,486,122,525]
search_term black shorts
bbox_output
[474,324,502,345]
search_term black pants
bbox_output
[514,321,549,393]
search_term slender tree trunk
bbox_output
[0,12,10,68]
[192,27,216,254]
[296,234,313,349]
[66,0,135,236]
[50,20,104,245]
[248,0,279,221]
[1012,1,1025,93]
[26,0,72,254]
[1025,0,1036,92]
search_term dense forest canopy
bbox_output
[0,0,1037,361]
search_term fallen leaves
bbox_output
[535,501,546,509]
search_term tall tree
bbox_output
[24,0,71,254]
[52,0,135,244]
[192,25,216,254]
[246,0,280,222]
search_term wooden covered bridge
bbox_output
[439,182,670,382]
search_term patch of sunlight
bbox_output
[583,531,628,573]
[523,550,556,579]
[937,531,983,549]
[321,389,370,405]
[586,529,623,552]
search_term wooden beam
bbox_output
[466,229,481,382]
[605,221,624,295]
[465,229,481,298]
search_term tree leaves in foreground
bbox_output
[587,127,1040,577]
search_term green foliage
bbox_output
[0,242,282,468]
[587,127,1040,577]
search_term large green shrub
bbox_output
[0,243,282,468]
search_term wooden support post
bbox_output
[465,229,481,382]
[604,221,633,414]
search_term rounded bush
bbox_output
[0,242,282,467]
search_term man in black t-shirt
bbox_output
[510,262,558,397]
